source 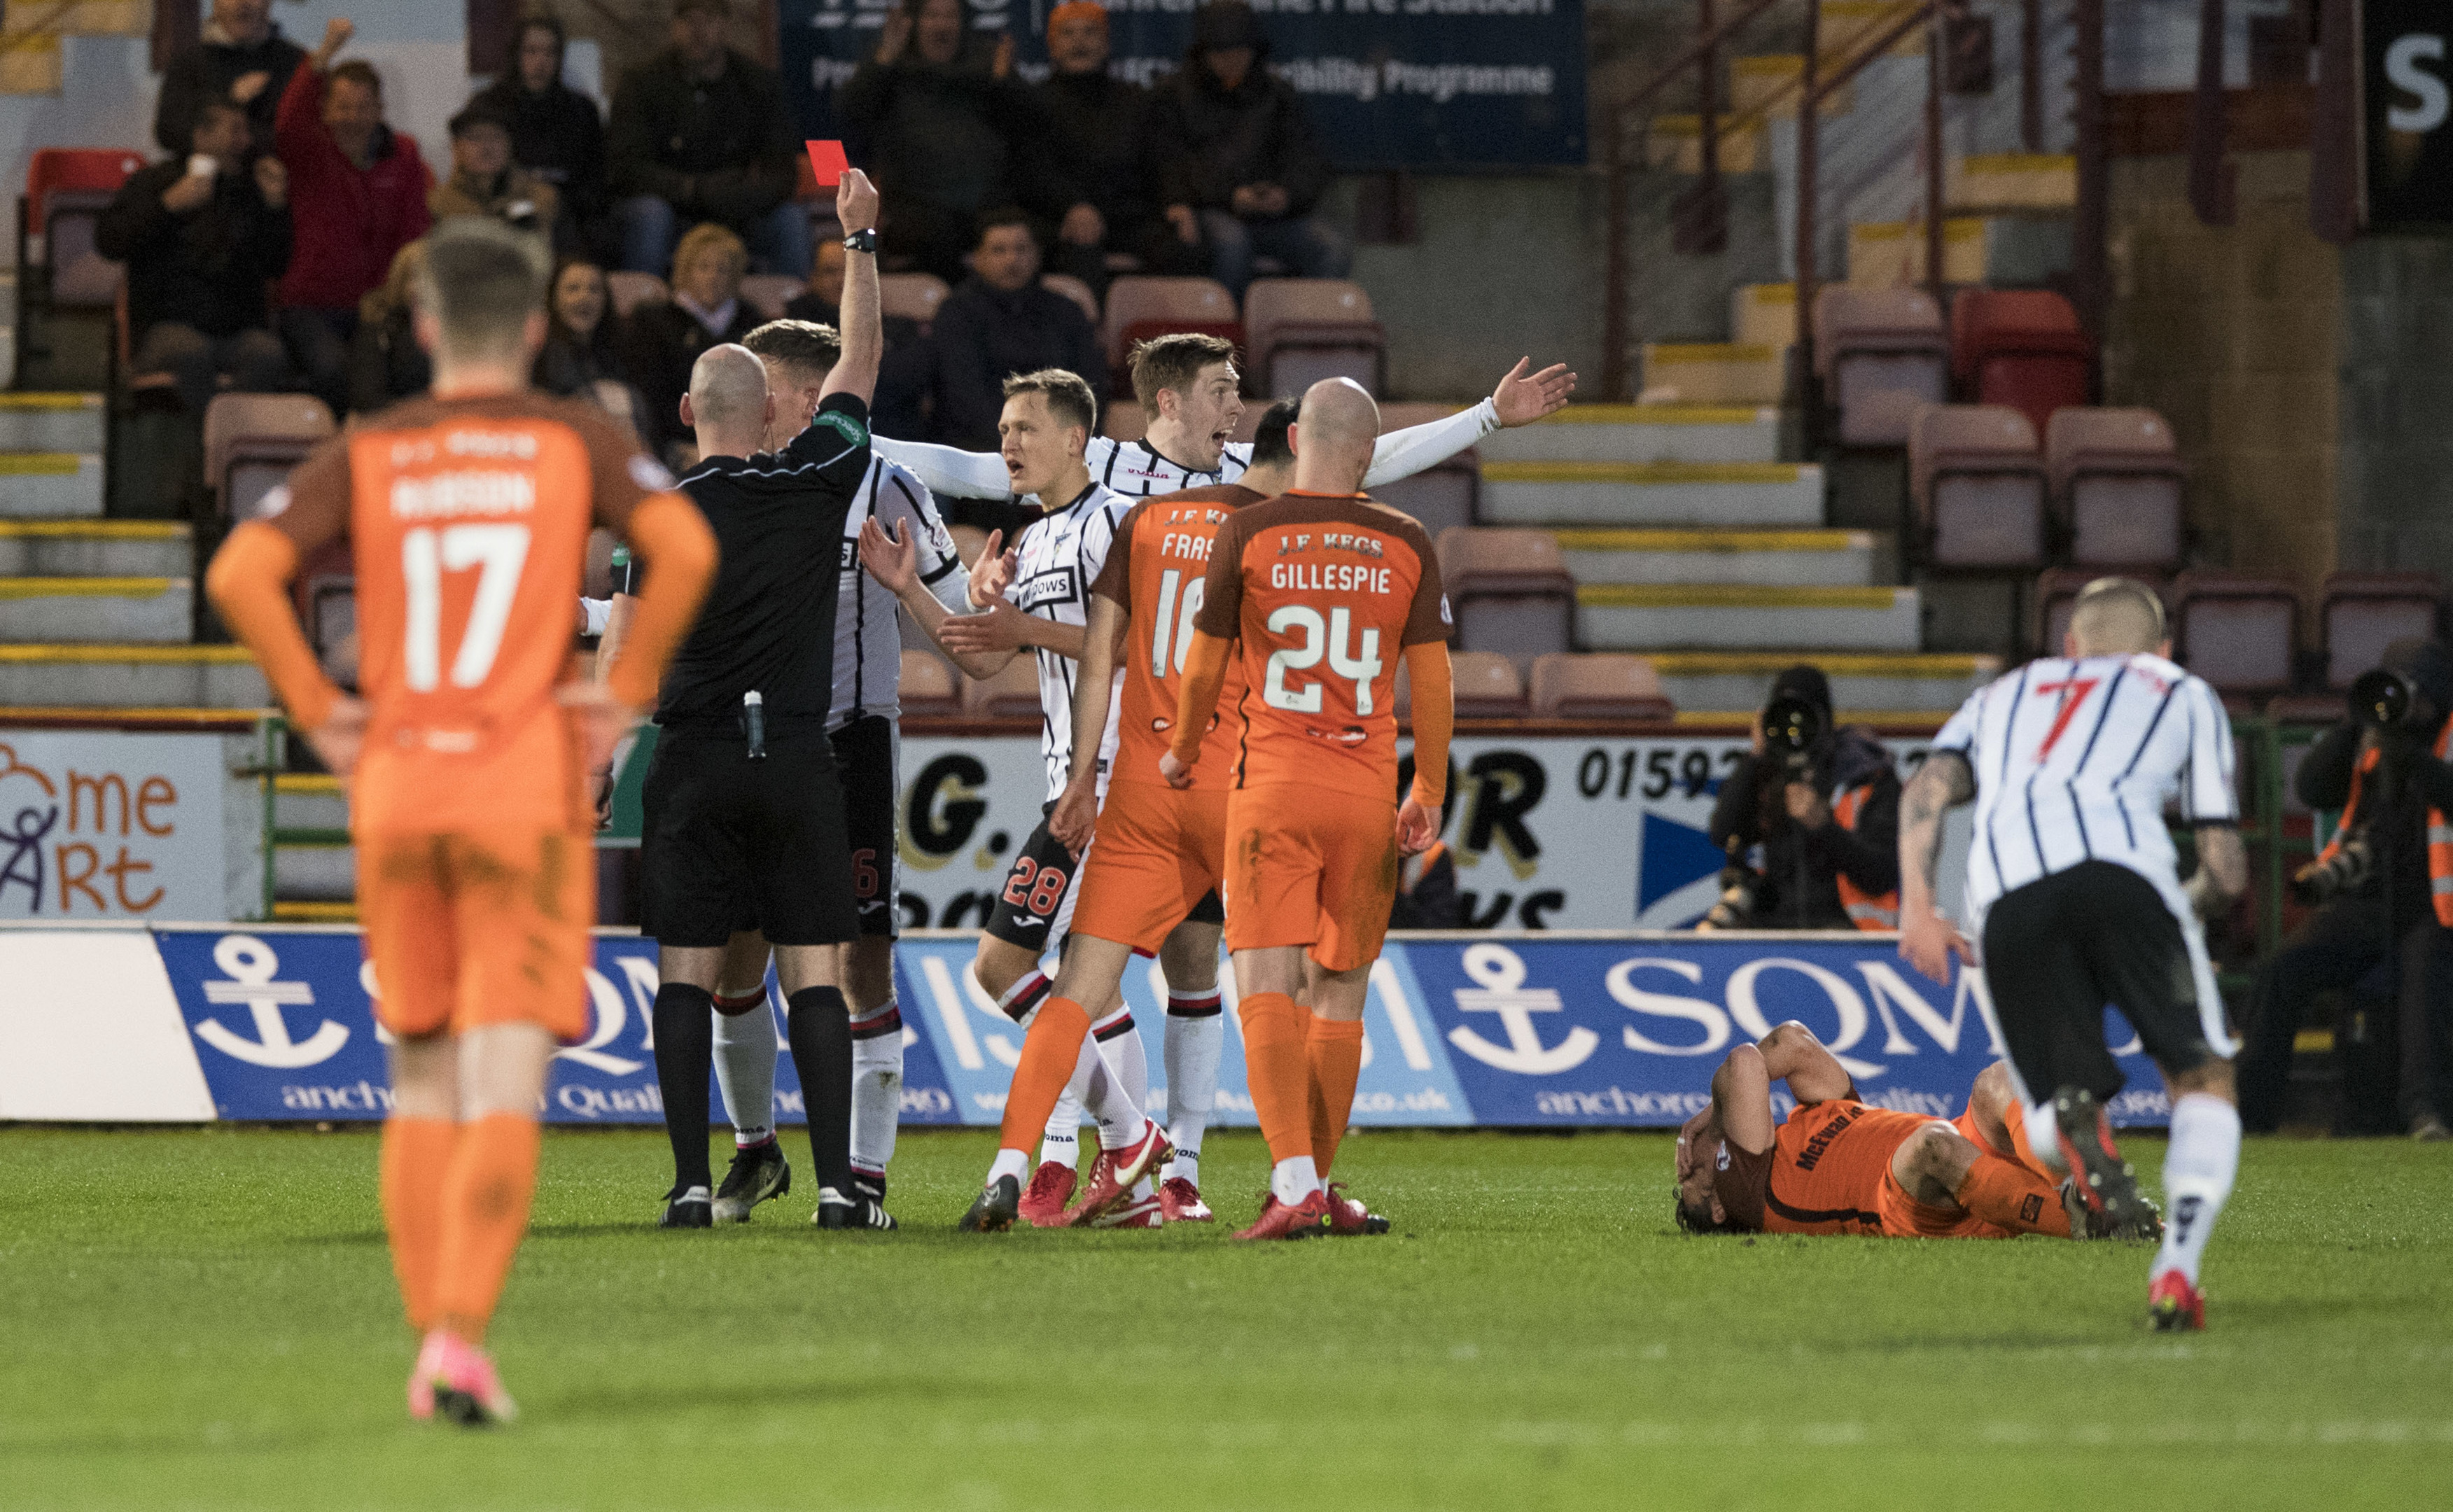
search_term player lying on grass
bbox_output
[1672,1021,2118,1240]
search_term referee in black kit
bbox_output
[604,169,896,1231]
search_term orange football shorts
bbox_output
[1068,779,1229,955]
[358,829,594,1041]
[1221,782,1399,973]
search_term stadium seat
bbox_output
[2032,567,2172,658]
[1436,527,1574,667]
[1371,402,1479,536]
[736,274,803,321]
[1100,276,1241,384]
[2045,407,2185,570]
[606,272,669,318]
[1396,648,1528,722]
[2320,572,2442,690]
[960,657,1042,720]
[899,649,959,717]
[1100,398,1147,442]
[1950,288,2090,438]
[880,272,952,335]
[24,148,145,310]
[204,393,336,522]
[2174,570,2301,696]
[1243,279,1384,397]
[1908,404,2046,568]
[1040,272,1100,327]
[1528,653,1676,721]
[1813,286,1947,447]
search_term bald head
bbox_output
[682,344,773,459]
[1291,377,1380,494]
[2066,577,2169,658]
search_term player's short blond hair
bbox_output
[2069,576,2168,655]
[1128,332,1238,411]
[1002,368,1097,440]
[414,218,549,361]
[673,221,748,284]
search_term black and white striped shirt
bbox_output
[830,456,969,729]
[1009,482,1133,799]
[1931,652,2237,927]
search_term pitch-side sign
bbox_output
[144,928,2169,1128]
[778,0,1589,170]
[0,732,228,921]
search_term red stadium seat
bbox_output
[879,272,951,335]
[1814,286,1947,447]
[1100,276,1241,386]
[736,274,803,321]
[1436,527,1575,667]
[1040,272,1100,328]
[1908,405,2046,568]
[1951,288,2090,438]
[2320,572,2442,690]
[1528,654,1676,720]
[1243,279,1383,397]
[606,272,669,318]
[2044,407,2186,570]
[204,393,336,522]
[1395,648,1527,722]
[25,148,146,309]
[2174,570,2301,696]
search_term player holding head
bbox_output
[1161,377,1455,1238]
[867,330,1576,503]
[204,217,718,1422]
[1899,575,2249,1328]
[1672,1022,2103,1240]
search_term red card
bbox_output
[804,139,848,190]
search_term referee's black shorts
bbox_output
[641,729,858,948]
[1979,859,2224,1102]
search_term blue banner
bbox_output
[779,0,1588,172]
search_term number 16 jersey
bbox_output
[1089,484,1262,792]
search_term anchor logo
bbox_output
[1445,944,1599,1075]
[193,934,352,1068]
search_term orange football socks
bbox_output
[1954,1152,2071,1237]
[1306,1018,1364,1179]
[998,995,1091,1156]
[434,1114,543,1343]
[379,1116,456,1332]
[1236,992,1313,1167]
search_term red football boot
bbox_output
[1061,1119,1170,1227]
[1159,1176,1214,1223]
[1231,1189,1331,1241]
[1323,1182,1390,1236]
[2149,1270,2206,1331]
[1016,1160,1077,1228]
[1089,1193,1163,1228]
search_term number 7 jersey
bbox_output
[267,393,673,836]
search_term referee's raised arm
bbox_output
[820,168,882,408]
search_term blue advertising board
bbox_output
[779,0,1588,171]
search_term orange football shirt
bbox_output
[1089,484,1261,792]
[1761,1101,1933,1236]
[1191,491,1449,802]
[267,393,671,836]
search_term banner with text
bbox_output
[779,0,1588,171]
[0,732,227,922]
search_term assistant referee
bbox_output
[606,169,893,1231]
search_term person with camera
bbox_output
[2238,638,2453,1140]
[1702,666,1901,932]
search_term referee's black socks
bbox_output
[786,986,855,1194]
[652,983,717,1194]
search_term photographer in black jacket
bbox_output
[2239,638,2453,1138]
[1703,666,1901,932]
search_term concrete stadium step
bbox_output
[1479,461,1823,527]
[1476,405,1779,466]
[1847,214,2073,288]
[0,392,106,452]
[1577,584,1920,652]
[1646,651,2001,715]
[0,578,192,641]
[0,645,267,708]
[1554,528,1876,587]
[1637,343,1784,406]
[0,521,190,577]
[1729,55,1857,118]
[1949,153,2077,213]
[273,776,354,905]
[0,454,107,517]
[1644,115,1763,174]
[1731,284,1798,350]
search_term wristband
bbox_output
[842,227,879,255]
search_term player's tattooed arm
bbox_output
[2185,825,2249,920]
[1896,750,1976,985]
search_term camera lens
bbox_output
[1763,694,1822,755]
[2349,668,2414,729]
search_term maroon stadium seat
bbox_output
[899,650,960,717]
[1396,649,1527,722]
[1528,654,1676,720]
[1437,527,1576,668]
[879,272,951,335]
[960,657,1044,720]
[1908,404,2046,568]
[1814,286,1948,447]
[2045,407,2186,570]
[2174,570,2301,696]
[1950,289,2090,438]
[204,393,337,523]
[2320,572,2443,690]
[1243,279,1385,397]
[1100,276,1241,386]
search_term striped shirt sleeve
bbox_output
[2181,676,2240,822]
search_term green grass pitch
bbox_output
[2,1126,2448,1510]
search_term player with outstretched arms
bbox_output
[203,217,719,1423]
[1897,575,2251,1328]
[1161,377,1455,1239]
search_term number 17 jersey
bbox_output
[1089,484,1262,792]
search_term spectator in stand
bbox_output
[930,210,1107,449]
[153,0,305,159]
[464,15,607,253]
[347,241,431,416]
[429,101,559,235]
[622,222,763,460]
[1032,1,1204,291]
[606,0,805,278]
[837,0,1037,286]
[97,98,293,419]
[536,257,649,440]
[784,240,932,441]
[1152,1,1348,298]
[273,18,433,421]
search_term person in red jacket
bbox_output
[274,17,433,418]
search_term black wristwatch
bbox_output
[842,227,878,255]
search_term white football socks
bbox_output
[849,1002,903,1182]
[2023,1098,2067,1173]
[1271,1156,1321,1205]
[989,1147,1029,1185]
[1086,1009,1149,1151]
[711,995,777,1148]
[2153,1093,2240,1286]
[1163,995,1223,1186]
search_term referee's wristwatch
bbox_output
[842,227,878,255]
